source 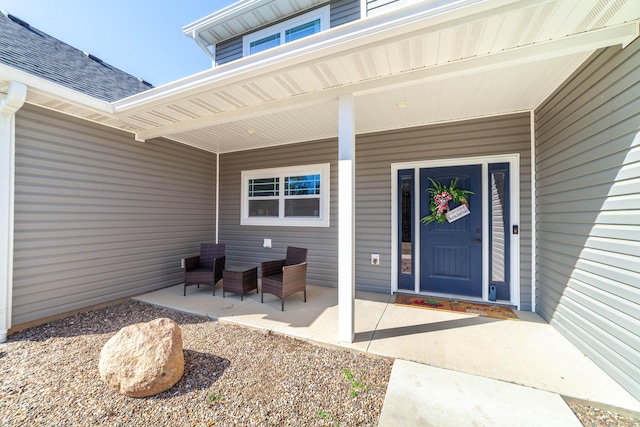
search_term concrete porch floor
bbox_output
[134,283,640,422]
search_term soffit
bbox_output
[11,0,640,153]
[163,51,590,154]
[183,0,329,46]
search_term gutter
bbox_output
[0,81,27,343]
[0,64,113,114]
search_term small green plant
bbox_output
[342,368,354,380]
[317,409,331,419]
[342,368,371,397]
[207,392,224,405]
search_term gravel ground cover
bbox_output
[0,301,391,426]
[568,402,640,427]
[1,299,638,427]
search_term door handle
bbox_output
[474,239,482,243]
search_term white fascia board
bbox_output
[115,0,521,114]
[0,64,113,114]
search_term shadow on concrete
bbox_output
[354,315,499,343]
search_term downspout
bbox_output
[0,81,27,343]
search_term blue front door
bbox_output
[420,165,483,296]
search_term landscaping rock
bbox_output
[98,317,184,397]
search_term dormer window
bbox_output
[243,6,330,56]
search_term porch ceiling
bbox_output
[11,0,640,154]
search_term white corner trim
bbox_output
[0,81,27,343]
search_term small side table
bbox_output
[222,265,258,300]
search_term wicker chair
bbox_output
[183,243,225,296]
[261,247,308,311]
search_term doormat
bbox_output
[394,295,519,320]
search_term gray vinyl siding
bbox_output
[12,105,216,326]
[214,0,360,65]
[367,0,401,15]
[355,114,533,309]
[330,0,360,27]
[534,40,640,400]
[218,139,339,287]
[215,36,242,66]
[218,114,532,304]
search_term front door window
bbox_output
[489,163,511,300]
[397,169,415,290]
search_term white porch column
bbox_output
[0,82,27,343]
[338,94,355,343]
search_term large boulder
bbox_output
[99,318,184,397]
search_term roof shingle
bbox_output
[0,11,153,102]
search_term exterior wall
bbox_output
[330,0,361,27]
[216,36,242,66]
[214,0,360,65]
[367,0,401,16]
[534,40,640,400]
[12,105,216,326]
[218,113,532,309]
[218,139,339,287]
[355,113,533,308]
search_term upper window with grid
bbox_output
[243,7,329,56]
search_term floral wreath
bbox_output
[420,177,473,224]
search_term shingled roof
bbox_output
[0,11,153,102]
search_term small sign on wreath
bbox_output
[420,177,473,225]
[445,203,470,223]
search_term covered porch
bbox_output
[133,282,640,411]
[106,0,638,344]
[2,0,638,406]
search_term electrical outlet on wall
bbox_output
[263,238,272,248]
[180,258,185,269]
[371,254,380,265]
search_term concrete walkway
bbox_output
[134,283,640,425]
[379,360,584,427]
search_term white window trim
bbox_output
[242,6,330,57]
[241,163,330,227]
